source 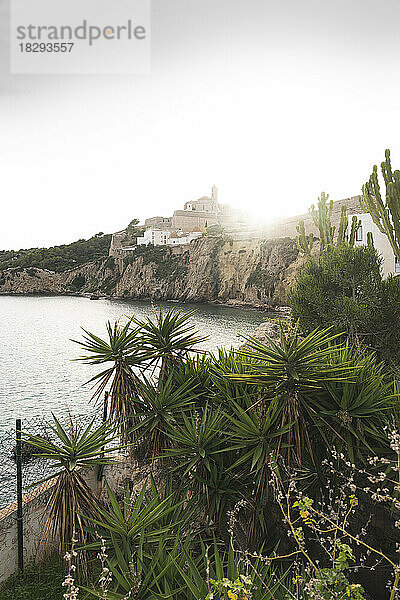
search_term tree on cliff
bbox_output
[123,218,145,245]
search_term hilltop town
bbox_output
[109,186,399,278]
[0,184,399,302]
[109,185,247,256]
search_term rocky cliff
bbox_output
[0,237,303,307]
[0,267,64,295]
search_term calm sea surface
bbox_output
[0,295,266,433]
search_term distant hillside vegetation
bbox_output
[0,233,111,273]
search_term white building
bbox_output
[137,228,170,246]
[136,228,202,247]
[349,213,400,278]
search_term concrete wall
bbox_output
[349,212,399,278]
[0,456,137,584]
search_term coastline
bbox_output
[0,289,289,314]
[0,238,301,308]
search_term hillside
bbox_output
[0,233,111,273]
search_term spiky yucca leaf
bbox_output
[131,309,207,379]
[162,404,225,475]
[130,374,199,458]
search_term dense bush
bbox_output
[289,244,400,366]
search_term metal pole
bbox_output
[16,418,24,574]
[97,392,108,481]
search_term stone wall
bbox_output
[263,196,362,240]
[0,456,137,584]
[170,210,218,231]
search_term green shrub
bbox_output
[290,244,400,365]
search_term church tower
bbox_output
[211,185,218,212]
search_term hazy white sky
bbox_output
[1,0,400,250]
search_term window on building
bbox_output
[356,225,363,242]
[395,256,400,273]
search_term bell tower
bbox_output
[211,185,218,212]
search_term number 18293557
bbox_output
[19,42,75,52]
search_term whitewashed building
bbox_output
[136,228,202,247]
[137,228,170,246]
[349,213,400,278]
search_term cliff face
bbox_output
[0,267,64,295]
[0,237,302,307]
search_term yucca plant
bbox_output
[162,404,225,476]
[231,325,356,467]
[24,415,122,554]
[175,539,288,600]
[162,406,246,529]
[223,396,291,497]
[193,457,247,531]
[211,348,261,406]
[73,319,144,431]
[83,533,291,600]
[82,530,198,599]
[82,477,187,567]
[131,309,207,380]
[312,343,397,462]
[168,354,215,408]
[131,374,199,459]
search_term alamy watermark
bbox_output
[10,0,151,74]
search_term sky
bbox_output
[1,0,400,250]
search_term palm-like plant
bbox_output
[224,397,291,495]
[73,319,144,430]
[193,458,246,530]
[131,374,199,459]
[83,478,185,566]
[83,530,194,599]
[211,348,261,405]
[131,309,207,380]
[312,343,397,462]
[168,354,215,408]
[25,415,122,553]
[83,535,291,600]
[162,404,225,475]
[162,406,250,530]
[231,325,355,466]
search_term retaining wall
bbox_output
[0,456,137,583]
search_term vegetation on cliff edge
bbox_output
[0,233,111,273]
